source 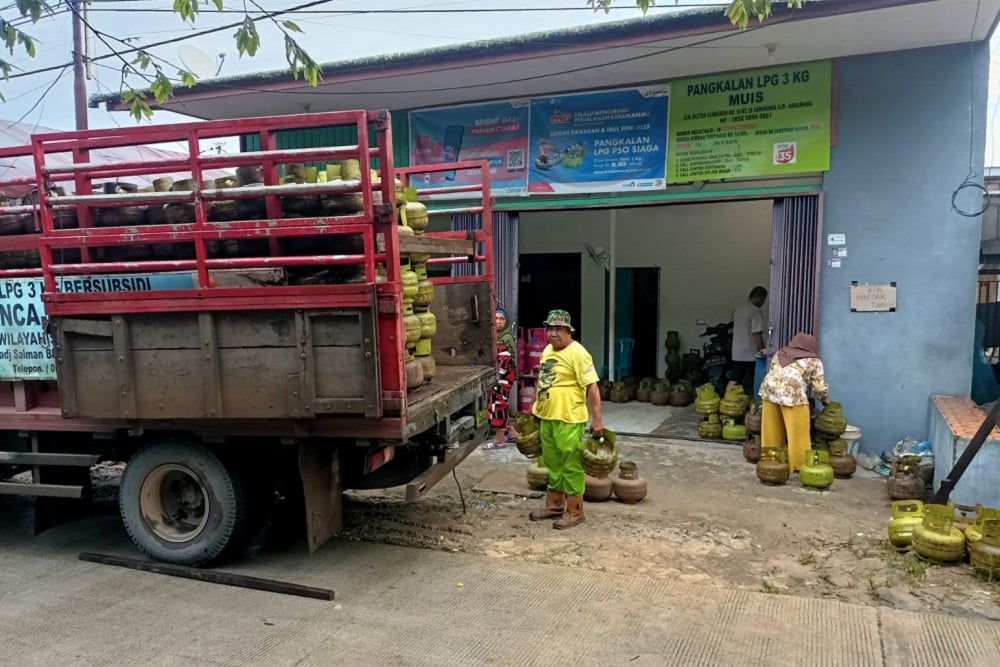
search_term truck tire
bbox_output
[119,440,248,567]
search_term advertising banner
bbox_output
[408,100,530,195]
[667,61,832,182]
[0,272,196,380]
[528,86,669,194]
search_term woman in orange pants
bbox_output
[758,333,830,472]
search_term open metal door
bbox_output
[768,195,823,350]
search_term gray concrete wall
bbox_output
[821,43,989,455]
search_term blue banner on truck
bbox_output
[528,86,669,194]
[0,272,196,381]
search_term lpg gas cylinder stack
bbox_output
[397,185,435,392]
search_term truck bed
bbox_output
[404,364,495,438]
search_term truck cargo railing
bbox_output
[27,111,399,315]
[8,111,495,425]
[0,144,47,279]
[395,163,494,283]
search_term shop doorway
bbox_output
[518,253,582,333]
[605,267,660,378]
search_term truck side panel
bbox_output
[51,305,381,420]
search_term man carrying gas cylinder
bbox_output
[529,309,604,529]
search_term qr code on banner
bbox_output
[506,149,525,171]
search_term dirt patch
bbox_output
[342,438,1000,622]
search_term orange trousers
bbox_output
[761,400,811,472]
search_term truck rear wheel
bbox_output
[119,440,248,567]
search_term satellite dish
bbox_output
[177,45,218,78]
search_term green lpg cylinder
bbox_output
[401,263,419,300]
[912,504,967,562]
[722,418,747,441]
[719,386,749,417]
[415,310,437,339]
[799,450,834,490]
[969,519,1000,579]
[814,402,848,438]
[887,500,925,548]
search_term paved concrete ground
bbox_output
[1,506,999,666]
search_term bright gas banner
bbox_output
[408,100,530,195]
[528,86,669,194]
[667,61,832,182]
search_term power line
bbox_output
[7,0,345,80]
[83,5,736,14]
[2,65,68,130]
[172,14,786,97]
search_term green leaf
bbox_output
[133,51,153,70]
[0,58,11,83]
[179,69,197,88]
[209,0,224,11]
[282,20,303,33]
[149,73,174,104]
[19,34,35,58]
[16,0,42,23]
[283,35,322,87]
[4,24,17,53]
[234,17,260,57]
[173,0,197,23]
[122,90,154,122]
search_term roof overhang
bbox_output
[98,0,1000,121]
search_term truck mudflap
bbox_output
[404,420,488,502]
[298,419,487,554]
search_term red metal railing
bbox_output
[0,144,46,279]
[29,111,396,304]
[2,110,494,420]
[396,161,495,284]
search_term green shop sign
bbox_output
[667,61,832,183]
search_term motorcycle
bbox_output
[697,319,734,394]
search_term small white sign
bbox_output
[831,259,842,268]
[834,247,848,258]
[827,233,846,246]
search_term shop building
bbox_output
[95,0,999,454]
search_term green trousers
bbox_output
[539,419,586,496]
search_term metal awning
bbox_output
[94,0,1000,121]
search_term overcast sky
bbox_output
[2,0,1000,166]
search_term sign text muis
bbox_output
[667,61,832,182]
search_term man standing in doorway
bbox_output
[530,309,604,530]
[729,286,768,395]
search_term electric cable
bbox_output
[6,0,345,79]
[952,0,989,218]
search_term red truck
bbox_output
[0,110,496,566]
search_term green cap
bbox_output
[543,309,575,332]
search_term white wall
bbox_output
[519,200,773,375]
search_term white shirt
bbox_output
[732,301,764,362]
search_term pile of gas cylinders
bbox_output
[748,401,858,491]
[696,384,750,441]
[887,500,1000,578]
[596,377,694,408]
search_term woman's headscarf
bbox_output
[496,307,517,351]
[777,332,820,367]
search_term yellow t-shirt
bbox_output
[531,341,599,424]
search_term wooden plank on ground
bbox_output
[78,552,334,601]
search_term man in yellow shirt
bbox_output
[530,309,604,529]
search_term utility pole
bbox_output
[71,0,88,130]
